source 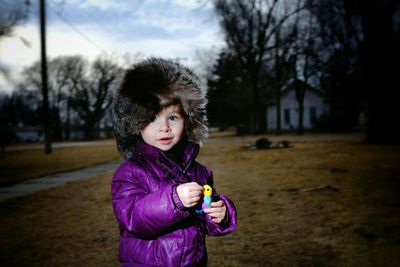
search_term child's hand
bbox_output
[176,182,203,208]
[204,200,227,224]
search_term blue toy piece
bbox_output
[195,185,212,214]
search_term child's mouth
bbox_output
[159,137,173,145]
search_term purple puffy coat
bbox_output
[111,141,237,266]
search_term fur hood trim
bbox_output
[112,57,208,158]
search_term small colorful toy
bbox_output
[195,184,212,214]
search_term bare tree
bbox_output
[21,60,55,142]
[291,7,321,134]
[70,57,120,140]
[58,56,86,140]
[308,0,363,131]
[213,0,305,134]
[47,57,81,140]
[0,0,30,77]
[0,85,40,128]
[21,56,120,141]
[0,0,30,38]
[269,19,298,134]
[343,0,400,143]
[20,56,84,140]
[207,51,251,131]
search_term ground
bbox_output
[0,133,399,266]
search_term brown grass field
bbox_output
[0,140,121,186]
[1,133,400,266]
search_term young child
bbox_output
[111,58,237,266]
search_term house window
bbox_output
[310,107,317,124]
[284,108,291,125]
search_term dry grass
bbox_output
[0,140,121,186]
[0,172,118,267]
[1,133,399,266]
[204,135,400,267]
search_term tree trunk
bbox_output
[275,93,281,135]
[297,102,304,135]
[84,121,95,140]
[65,99,71,140]
[258,103,267,133]
[53,107,63,141]
[346,0,400,143]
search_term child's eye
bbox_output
[169,115,180,121]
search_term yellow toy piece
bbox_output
[203,184,212,196]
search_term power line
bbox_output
[74,8,134,54]
[47,3,108,54]
[46,2,137,60]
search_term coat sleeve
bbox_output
[202,168,238,236]
[205,193,237,236]
[111,161,189,239]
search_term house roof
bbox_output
[281,79,325,97]
[265,78,325,107]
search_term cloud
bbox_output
[63,0,125,11]
[0,24,40,71]
[47,0,217,41]
[0,0,223,93]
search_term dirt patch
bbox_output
[1,133,399,266]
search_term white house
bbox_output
[14,125,44,142]
[266,83,328,131]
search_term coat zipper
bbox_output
[182,159,192,174]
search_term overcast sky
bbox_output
[0,0,224,93]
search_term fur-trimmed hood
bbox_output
[112,57,208,159]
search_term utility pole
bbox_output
[40,0,52,153]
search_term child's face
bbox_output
[141,104,185,151]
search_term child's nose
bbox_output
[159,120,171,132]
